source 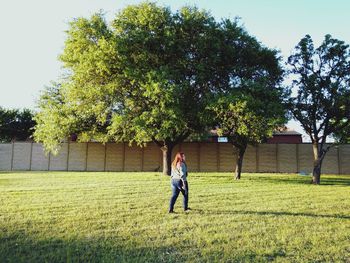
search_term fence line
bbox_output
[0,142,349,174]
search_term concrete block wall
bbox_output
[0,142,349,174]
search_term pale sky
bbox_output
[1,0,349,140]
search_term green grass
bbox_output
[0,172,349,262]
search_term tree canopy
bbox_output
[0,107,35,142]
[34,2,289,176]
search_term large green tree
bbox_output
[0,107,36,142]
[108,4,226,175]
[34,3,235,175]
[288,34,350,184]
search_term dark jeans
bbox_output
[169,179,189,211]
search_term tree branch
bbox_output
[151,136,163,148]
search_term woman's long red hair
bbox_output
[172,152,185,168]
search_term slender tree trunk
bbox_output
[312,143,322,184]
[152,132,190,176]
[161,145,173,176]
[234,144,247,180]
[312,162,322,184]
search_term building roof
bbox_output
[272,130,302,136]
[209,129,302,137]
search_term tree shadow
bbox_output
[192,208,350,220]
[0,230,279,263]
[0,231,189,263]
[248,175,313,185]
[190,173,350,186]
[259,176,350,186]
[319,177,350,186]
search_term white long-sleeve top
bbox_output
[171,162,187,181]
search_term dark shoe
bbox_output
[168,210,174,213]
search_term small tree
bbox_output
[288,34,350,184]
[211,81,287,179]
[209,22,287,179]
[0,107,36,142]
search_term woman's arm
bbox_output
[179,163,187,180]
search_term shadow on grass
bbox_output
[0,231,281,263]
[0,232,185,263]
[319,178,350,186]
[258,176,350,186]
[192,173,350,186]
[193,208,350,220]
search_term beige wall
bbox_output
[0,142,349,174]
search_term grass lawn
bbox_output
[0,172,349,262]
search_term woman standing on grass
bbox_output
[169,152,189,213]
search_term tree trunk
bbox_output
[312,143,322,184]
[161,145,173,176]
[312,161,322,184]
[234,145,247,180]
